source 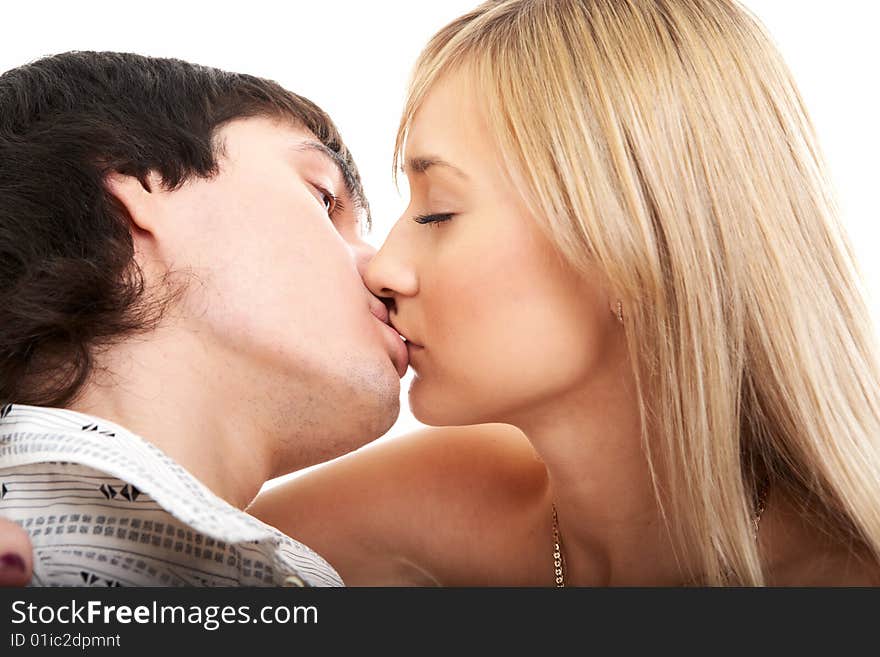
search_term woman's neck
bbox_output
[508,360,688,585]
[513,370,877,585]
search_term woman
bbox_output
[249,0,880,586]
[0,519,31,586]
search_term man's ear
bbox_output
[104,171,165,235]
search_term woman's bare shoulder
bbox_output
[371,423,547,493]
[250,423,546,527]
[247,423,548,585]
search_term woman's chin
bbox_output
[408,381,455,426]
[408,382,499,427]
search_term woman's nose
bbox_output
[364,228,418,300]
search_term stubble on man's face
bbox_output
[156,117,403,470]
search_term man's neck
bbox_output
[68,325,277,509]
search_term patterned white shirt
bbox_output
[0,403,343,587]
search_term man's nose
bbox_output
[351,239,378,279]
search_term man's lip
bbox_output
[367,302,409,377]
[369,301,390,326]
[378,320,409,377]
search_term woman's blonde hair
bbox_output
[396,0,880,584]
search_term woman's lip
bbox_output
[398,331,423,349]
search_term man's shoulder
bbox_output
[0,461,189,586]
[0,405,343,586]
[0,461,339,587]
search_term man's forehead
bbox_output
[216,114,311,143]
[217,116,371,230]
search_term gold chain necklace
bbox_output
[552,504,564,587]
[551,482,770,587]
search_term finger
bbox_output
[0,519,32,587]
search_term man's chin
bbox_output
[314,396,400,466]
[281,356,402,465]
[277,390,400,474]
[326,367,401,445]
[360,381,401,441]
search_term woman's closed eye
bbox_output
[412,212,456,226]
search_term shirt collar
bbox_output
[0,403,342,584]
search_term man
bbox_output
[0,52,407,586]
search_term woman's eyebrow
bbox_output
[404,155,469,180]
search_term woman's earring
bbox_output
[615,300,624,324]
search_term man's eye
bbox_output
[311,185,337,215]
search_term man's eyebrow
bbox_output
[293,140,371,232]
[403,156,469,180]
[294,140,348,179]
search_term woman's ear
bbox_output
[104,171,165,235]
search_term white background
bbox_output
[3,1,878,485]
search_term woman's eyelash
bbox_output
[412,212,455,226]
